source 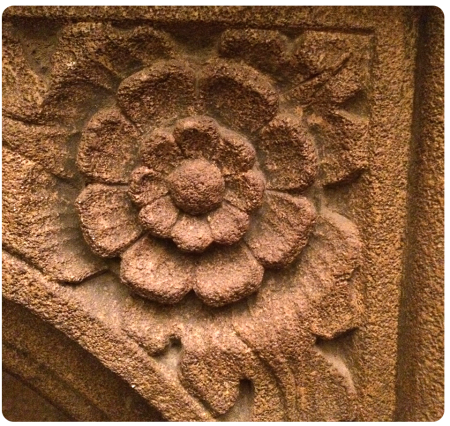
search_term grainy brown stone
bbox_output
[139,196,179,238]
[77,107,140,184]
[200,59,279,133]
[167,159,225,215]
[2,6,443,422]
[245,191,317,268]
[117,60,197,129]
[2,371,72,422]
[258,114,317,191]
[3,299,163,421]
[208,202,250,245]
[394,6,444,421]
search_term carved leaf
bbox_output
[2,22,47,121]
[2,147,106,282]
[283,31,372,186]
[308,109,369,186]
[233,209,363,420]
[2,116,78,179]
[121,295,285,421]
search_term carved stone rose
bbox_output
[3,21,371,421]
[74,56,319,307]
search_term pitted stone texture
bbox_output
[4,9,422,424]
[208,203,250,245]
[117,60,197,129]
[245,192,317,268]
[395,7,444,421]
[173,116,220,161]
[171,214,214,253]
[2,372,72,422]
[121,237,194,304]
[128,166,169,207]
[76,184,142,257]
[2,148,106,282]
[167,159,225,215]
[2,116,78,179]
[3,22,47,121]
[141,128,183,175]
[259,114,317,191]
[224,170,266,212]
[200,60,279,133]
[138,196,179,238]
[194,243,264,307]
[77,108,140,184]
[219,29,290,76]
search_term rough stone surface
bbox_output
[2,371,72,422]
[3,298,163,421]
[394,7,444,421]
[2,6,443,422]
[167,159,225,215]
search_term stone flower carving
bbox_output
[3,20,371,421]
[75,58,317,307]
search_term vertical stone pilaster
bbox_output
[395,6,445,421]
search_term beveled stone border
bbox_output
[395,7,444,421]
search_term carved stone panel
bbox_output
[2,7,443,421]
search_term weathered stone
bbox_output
[2,6,443,422]
[167,159,225,215]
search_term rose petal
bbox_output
[215,128,255,176]
[219,29,289,76]
[194,242,264,307]
[207,203,249,245]
[121,236,193,304]
[77,108,140,183]
[258,114,317,191]
[200,59,278,133]
[117,60,196,129]
[76,184,142,257]
[138,196,179,238]
[171,214,213,253]
[128,166,168,207]
[245,191,316,268]
[141,128,183,174]
[224,169,266,212]
[173,116,220,160]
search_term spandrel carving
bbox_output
[3,19,373,421]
